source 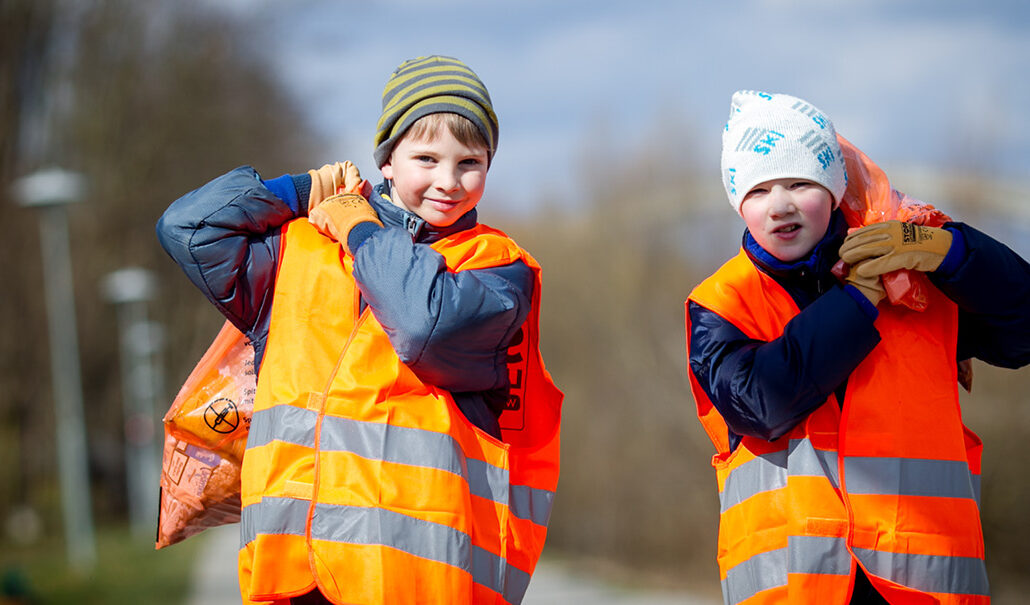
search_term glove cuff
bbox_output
[843,284,880,320]
[307,167,333,211]
[845,265,885,309]
[292,174,312,215]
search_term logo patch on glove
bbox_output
[901,223,936,246]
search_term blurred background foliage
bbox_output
[2,0,322,599]
[2,0,1028,602]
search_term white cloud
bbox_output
[208,0,1030,212]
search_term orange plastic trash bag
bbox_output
[156,320,256,549]
[835,135,952,311]
[155,433,242,549]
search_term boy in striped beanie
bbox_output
[158,55,562,604]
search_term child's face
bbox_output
[740,178,834,262]
[380,127,489,227]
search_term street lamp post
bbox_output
[11,168,96,572]
[102,268,163,540]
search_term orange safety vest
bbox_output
[686,250,987,605]
[239,219,563,605]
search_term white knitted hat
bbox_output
[721,90,847,215]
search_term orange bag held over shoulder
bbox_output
[834,135,952,311]
[156,320,256,549]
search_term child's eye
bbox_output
[745,187,768,197]
[789,181,813,189]
[460,158,482,167]
[415,155,435,163]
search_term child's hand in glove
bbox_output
[308,193,383,256]
[839,220,953,277]
[307,161,366,211]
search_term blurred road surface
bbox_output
[188,524,239,605]
[188,523,715,605]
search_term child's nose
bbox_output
[768,187,796,216]
[435,169,461,192]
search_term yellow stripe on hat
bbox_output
[382,57,480,98]
[382,73,487,112]
[378,78,490,132]
[389,95,496,148]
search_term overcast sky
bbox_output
[210,0,1030,218]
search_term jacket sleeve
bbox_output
[156,166,298,345]
[352,228,533,393]
[688,286,881,443]
[930,223,1030,369]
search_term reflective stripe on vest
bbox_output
[722,536,990,603]
[239,218,562,605]
[720,439,980,514]
[853,548,988,597]
[845,456,981,503]
[687,248,987,605]
[718,438,840,513]
[723,536,853,604]
[719,439,986,603]
[246,404,555,525]
[240,497,533,604]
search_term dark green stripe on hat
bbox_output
[373,55,499,167]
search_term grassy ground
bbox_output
[0,524,201,604]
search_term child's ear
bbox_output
[380,159,393,180]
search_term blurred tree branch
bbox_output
[1,0,323,531]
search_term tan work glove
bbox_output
[845,261,885,307]
[307,161,363,211]
[308,193,383,255]
[839,220,953,278]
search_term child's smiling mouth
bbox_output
[774,223,801,234]
[427,198,462,211]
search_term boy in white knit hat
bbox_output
[685,90,1030,604]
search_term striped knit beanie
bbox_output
[373,55,499,167]
[721,90,847,215]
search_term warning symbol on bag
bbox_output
[204,398,240,434]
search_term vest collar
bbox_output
[370,181,479,243]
